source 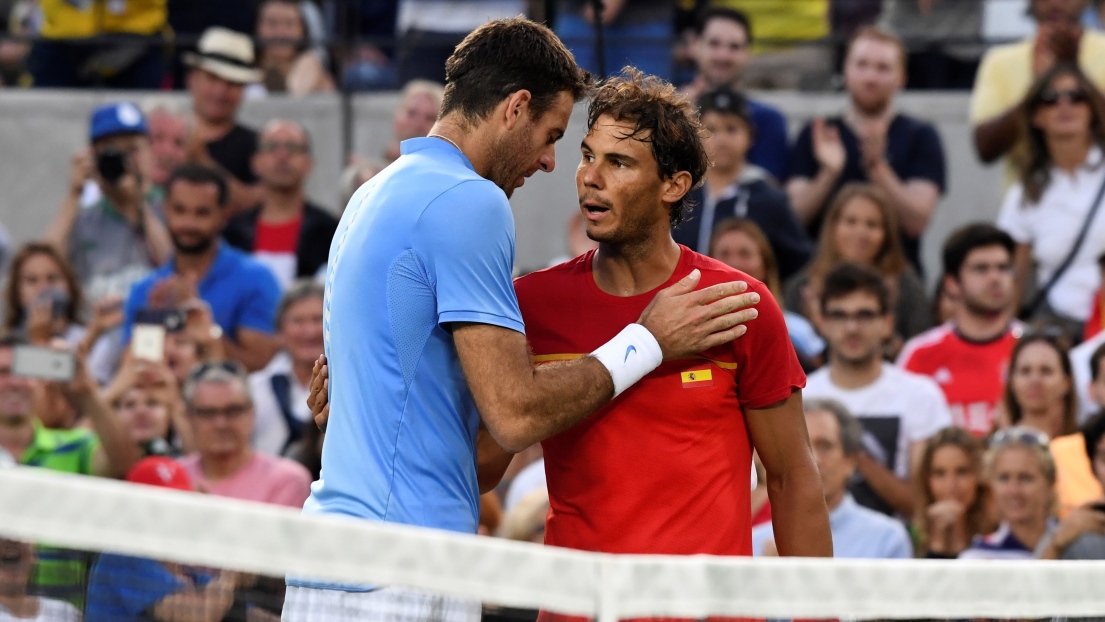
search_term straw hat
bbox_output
[184,27,263,84]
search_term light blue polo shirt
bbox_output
[751,494,912,559]
[302,137,524,537]
[122,242,281,342]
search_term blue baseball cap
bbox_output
[89,102,148,143]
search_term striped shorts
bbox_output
[281,585,482,622]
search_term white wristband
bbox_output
[590,323,663,398]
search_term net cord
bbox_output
[2,466,1104,620]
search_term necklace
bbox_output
[428,133,462,152]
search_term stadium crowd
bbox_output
[3,0,1105,621]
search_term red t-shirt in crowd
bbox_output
[897,321,1021,436]
[253,215,303,288]
[516,248,805,622]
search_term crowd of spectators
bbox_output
[5,0,1105,620]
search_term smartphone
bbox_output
[12,345,75,382]
[132,324,166,362]
[135,308,185,333]
[95,147,127,185]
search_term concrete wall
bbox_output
[0,90,1005,287]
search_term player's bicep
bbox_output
[452,322,533,441]
[746,390,814,479]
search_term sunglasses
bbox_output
[1038,88,1089,107]
[990,426,1051,450]
[186,360,246,383]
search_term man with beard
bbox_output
[223,119,339,289]
[283,19,761,622]
[898,224,1022,437]
[786,26,946,276]
[122,164,282,372]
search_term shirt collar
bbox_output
[828,492,858,528]
[168,241,232,284]
[20,421,58,463]
[400,137,477,174]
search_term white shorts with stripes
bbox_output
[281,585,482,622]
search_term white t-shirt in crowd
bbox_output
[996,147,1105,321]
[805,363,953,480]
[0,599,81,622]
[1071,330,1105,424]
[249,351,313,456]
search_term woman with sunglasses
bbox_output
[997,63,1105,338]
[960,427,1057,559]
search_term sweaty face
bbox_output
[928,445,979,508]
[118,386,171,446]
[577,115,674,247]
[695,18,749,87]
[188,380,254,459]
[1009,341,1071,418]
[394,93,439,142]
[833,197,886,265]
[281,296,324,368]
[989,446,1053,526]
[821,291,892,366]
[18,252,68,310]
[952,245,1015,317]
[805,409,856,506]
[165,180,224,255]
[701,110,751,171]
[147,112,189,186]
[255,122,312,192]
[188,69,245,125]
[487,91,573,198]
[711,229,764,280]
[844,38,903,116]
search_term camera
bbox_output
[95,147,128,185]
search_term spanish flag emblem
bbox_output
[680,368,713,388]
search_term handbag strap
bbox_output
[1024,172,1105,315]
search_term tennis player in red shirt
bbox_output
[307,69,832,621]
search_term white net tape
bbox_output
[3,466,1105,621]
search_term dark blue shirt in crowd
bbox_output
[672,166,812,281]
[121,242,282,343]
[787,114,946,274]
[85,554,213,621]
[746,100,789,182]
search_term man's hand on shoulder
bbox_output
[638,269,760,359]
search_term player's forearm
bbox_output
[489,357,613,452]
[855,453,915,516]
[765,461,833,558]
[476,426,514,493]
[973,107,1021,164]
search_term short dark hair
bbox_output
[440,17,592,125]
[819,263,891,315]
[695,6,752,42]
[1083,411,1105,466]
[1091,342,1105,383]
[587,68,709,225]
[166,163,228,207]
[804,398,864,455]
[942,223,1016,280]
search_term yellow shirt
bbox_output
[1051,433,1104,519]
[40,0,166,39]
[970,30,1105,124]
[717,0,829,52]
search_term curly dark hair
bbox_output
[1019,63,1105,204]
[586,68,709,225]
[441,17,592,124]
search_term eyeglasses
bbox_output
[962,262,1014,276]
[990,426,1052,450]
[186,360,246,383]
[189,403,251,420]
[259,141,309,155]
[821,309,883,324]
[1039,88,1089,107]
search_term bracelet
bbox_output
[590,323,663,398]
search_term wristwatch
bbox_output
[207,324,224,343]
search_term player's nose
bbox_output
[538,145,556,173]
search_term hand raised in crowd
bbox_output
[1044,502,1105,558]
[89,295,125,337]
[858,119,889,172]
[181,298,225,360]
[26,295,57,346]
[149,274,199,309]
[1033,22,1082,77]
[812,118,846,176]
[637,270,759,360]
[926,499,970,554]
[308,354,329,430]
[68,148,93,198]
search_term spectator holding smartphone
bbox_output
[102,355,194,459]
[1038,411,1105,559]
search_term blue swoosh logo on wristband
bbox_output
[624,345,637,362]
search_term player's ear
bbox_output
[660,171,693,205]
[501,90,533,131]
